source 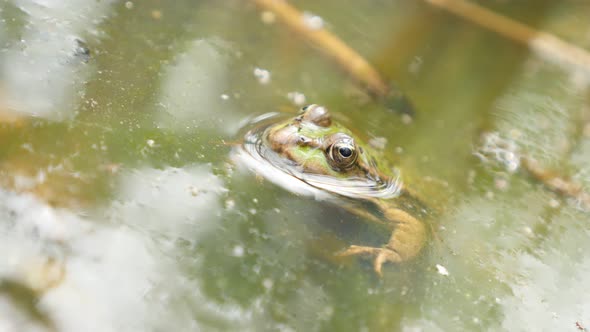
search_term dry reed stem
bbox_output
[252,0,390,97]
[522,157,590,210]
[427,0,590,74]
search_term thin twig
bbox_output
[251,0,390,97]
[522,157,590,211]
[426,0,590,74]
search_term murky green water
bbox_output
[1,0,590,331]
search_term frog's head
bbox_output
[264,104,389,182]
[235,104,401,199]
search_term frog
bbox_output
[236,104,427,276]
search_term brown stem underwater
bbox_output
[426,0,590,74]
[251,0,390,97]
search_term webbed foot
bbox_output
[337,245,402,277]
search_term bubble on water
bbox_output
[475,132,521,173]
[287,91,306,106]
[494,176,509,191]
[261,11,276,24]
[151,10,162,20]
[409,56,423,74]
[368,137,387,151]
[232,245,244,257]
[252,264,261,275]
[302,12,324,30]
[220,94,229,100]
[188,186,200,197]
[435,264,449,276]
[225,199,235,210]
[522,226,534,237]
[400,286,408,296]
[146,139,155,147]
[262,278,273,290]
[253,67,271,85]
[401,113,413,125]
[125,1,133,9]
[21,143,34,153]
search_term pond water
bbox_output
[1,0,590,331]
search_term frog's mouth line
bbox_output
[234,122,403,201]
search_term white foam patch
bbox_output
[499,251,590,331]
[0,164,258,331]
[110,164,226,238]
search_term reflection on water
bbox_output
[0,165,247,331]
[0,0,589,331]
[155,38,240,133]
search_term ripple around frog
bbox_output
[233,113,403,201]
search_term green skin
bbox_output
[264,104,426,276]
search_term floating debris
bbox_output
[225,198,235,210]
[253,67,271,85]
[302,11,324,30]
[232,245,245,257]
[494,176,509,191]
[401,113,413,125]
[548,198,560,208]
[73,38,91,63]
[368,137,387,151]
[476,132,590,211]
[436,264,449,276]
[261,11,276,24]
[474,132,520,173]
[188,186,200,197]
[262,278,273,290]
[151,10,162,20]
[287,91,306,105]
[408,56,423,74]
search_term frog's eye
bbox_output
[325,135,358,170]
[338,146,353,158]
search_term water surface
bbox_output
[0,1,589,331]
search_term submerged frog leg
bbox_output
[338,245,402,277]
[337,204,426,276]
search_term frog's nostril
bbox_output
[302,105,311,111]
